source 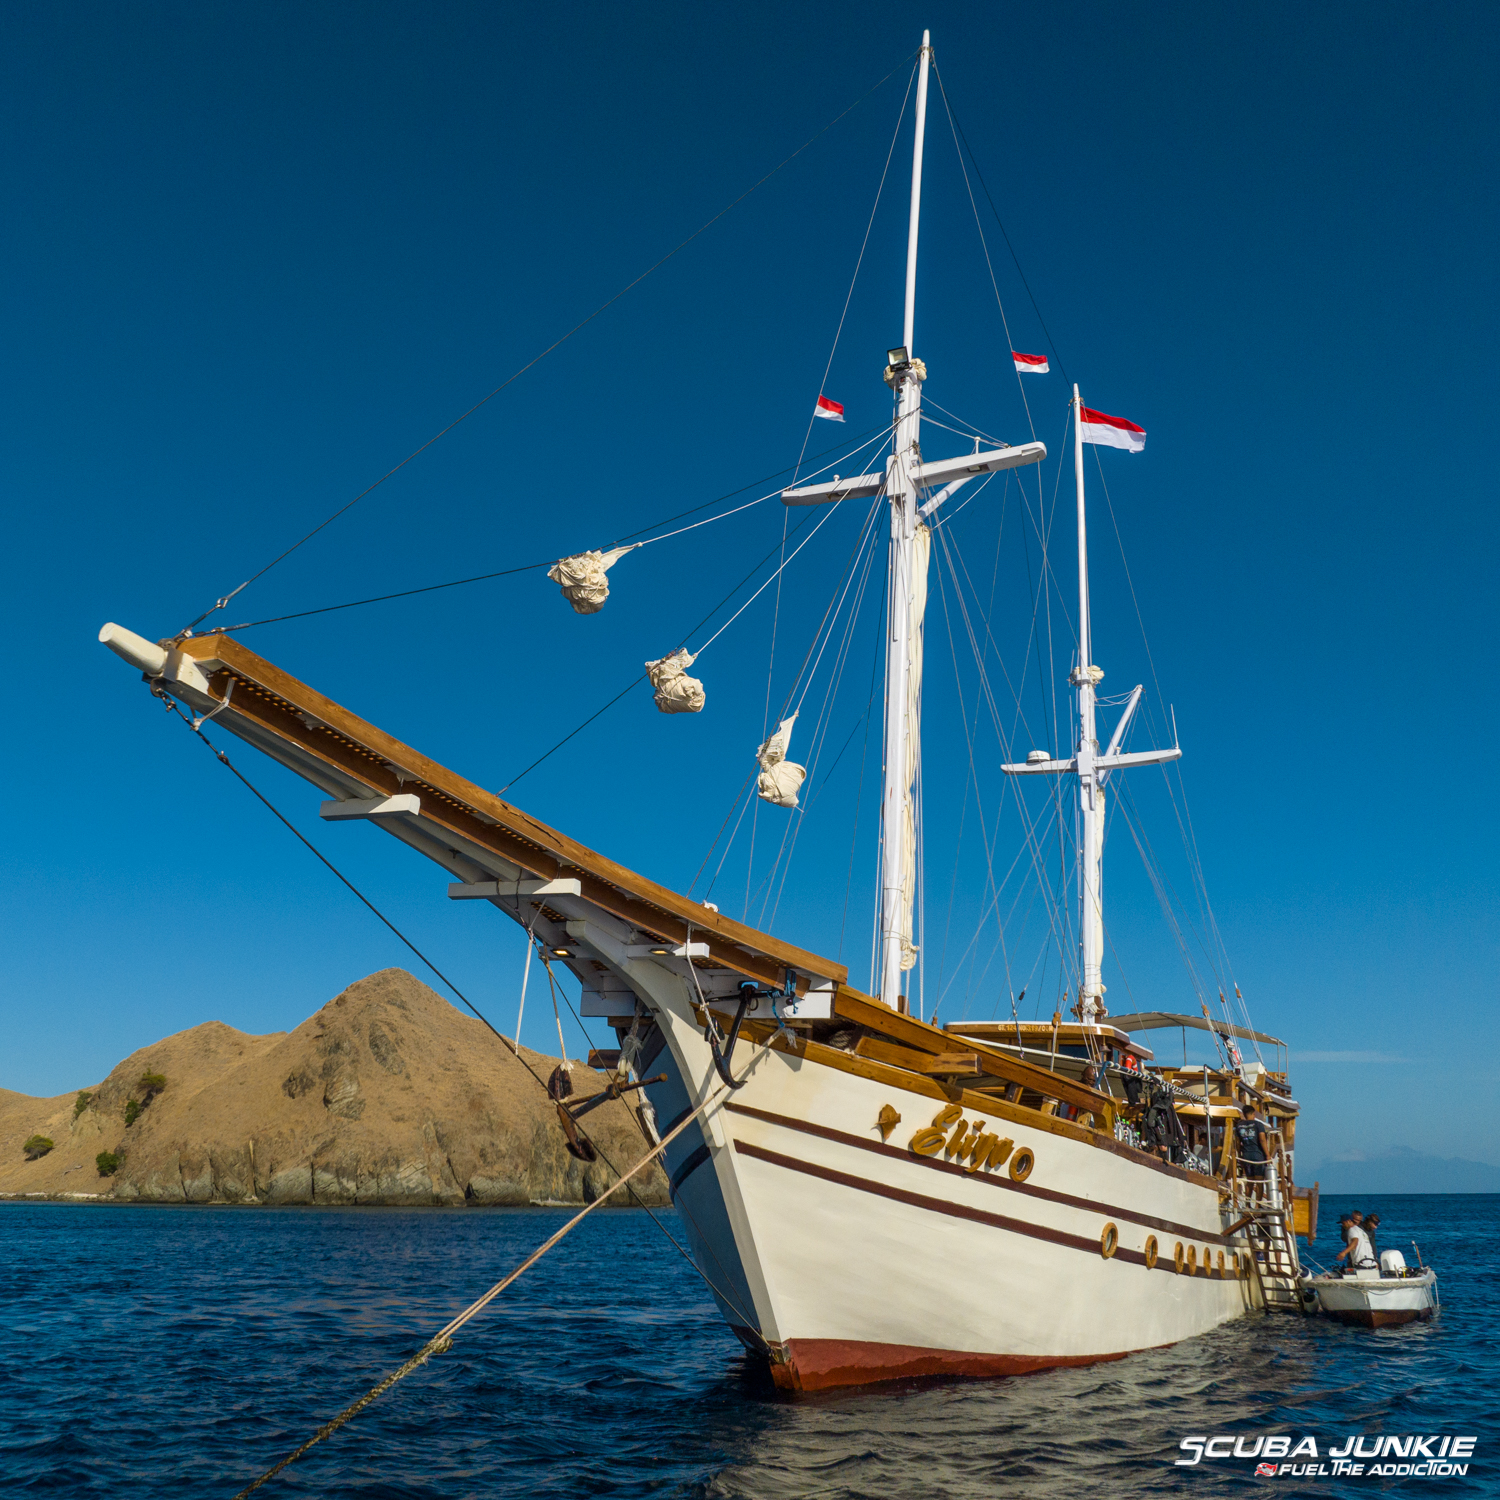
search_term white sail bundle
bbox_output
[755,713,806,808]
[548,544,638,614]
[897,522,930,972]
[644,648,706,714]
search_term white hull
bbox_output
[640,985,1267,1391]
[1307,1270,1437,1328]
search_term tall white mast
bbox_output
[782,30,1047,1009]
[876,30,932,1012]
[1070,383,1106,1022]
[1003,388,1181,1022]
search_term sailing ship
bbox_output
[99,30,1311,1391]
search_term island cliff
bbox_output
[0,968,668,1207]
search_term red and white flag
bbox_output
[1080,405,1146,453]
[1012,351,1049,374]
[813,394,845,422]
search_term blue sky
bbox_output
[2,1,1495,1172]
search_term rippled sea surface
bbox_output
[1,1194,1494,1496]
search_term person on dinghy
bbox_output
[1334,1216,1378,1275]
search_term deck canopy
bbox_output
[1109,1011,1285,1049]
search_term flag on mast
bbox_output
[813,394,845,422]
[1080,406,1146,453]
[1012,351,1049,374]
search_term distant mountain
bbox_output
[1303,1145,1500,1194]
[0,968,666,1207]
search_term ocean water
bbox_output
[0,1194,1493,1497]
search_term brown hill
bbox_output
[0,969,667,1207]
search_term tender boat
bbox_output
[1304,1251,1438,1328]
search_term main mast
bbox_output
[876,30,932,1012]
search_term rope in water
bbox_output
[230,1064,753,1498]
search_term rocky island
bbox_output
[0,969,668,1206]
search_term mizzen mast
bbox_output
[1003,385,1180,1023]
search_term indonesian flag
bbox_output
[1012,351,1049,374]
[1080,405,1146,453]
[813,394,845,422]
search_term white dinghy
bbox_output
[1305,1251,1438,1328]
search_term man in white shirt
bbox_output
[1335,1219,1377,1274]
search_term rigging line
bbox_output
[763,488,884,750]
[742,426,892,920]
[932,64,1036,444]
[791,494,885,715]
[927,470,997,532]
[158,687,761,1355]
[692,480,868,658]
[765,509,883,926]
[935,498,1004,1001]
[1114,782,1221,1013]
[497,499,833,793]
[1037,410,1075,973]
[964,512,1019,1020]
[932,528,1073,990]
[181,55,917,638]
[705,779,757,903]
[839,588,885,962]
[703,493,879,902]
[213,424,891,636]
[546,972,765,1329]
[931,539,1050,977]
[229,1056,756,1500]
[689,765,758,897]
[921,397,1010,448]
[153,694,704,1218]
[918,413,1004,445]
[746,505,789,921]
[941,87,1070,386]
[936,801,1059,1006]
[941,520,1079,995]
[791,60,917,485]
[1128,768,1230,1002]
[616,425,888,546]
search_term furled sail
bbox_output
[755,713,806,808]
[897,522,930,971]
[645,648,706,714]
[548,544,638,614]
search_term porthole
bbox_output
[1008,1147,1035,1183]
[1144,1234,1159,1269]
[1100,1222,1118,1259]
[1187,1244,1198,1275]
[1174,1241,1186,1273]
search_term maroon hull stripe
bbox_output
[733,1139,1252,1283]
[726,1101,1234,1246]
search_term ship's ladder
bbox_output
[1228,1156,1304,1312]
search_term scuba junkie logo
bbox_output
[1176,1434,1477,1479]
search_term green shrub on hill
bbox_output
[24,1135,54,1160]
[96,1150,121,1176]
[137,1072,166,1102]
[74,1091,93,1119]
[124,1099,141,1126]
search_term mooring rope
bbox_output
[230,1050,762,1498]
